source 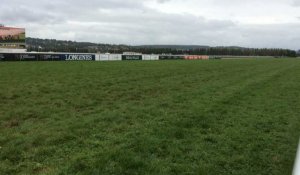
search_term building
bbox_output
[0,25,26,52]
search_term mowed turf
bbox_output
[1,59,300,175]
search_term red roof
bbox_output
[0,26,25,30]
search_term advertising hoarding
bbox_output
[100,54,109,61]
[109,54,122,61]
[96,54,122,61]
[0,53,95,61]
[184,55,209,60]
[64,54,95,61]
[159,55,184,60]
[143,55,159,60]
[122,55,142,60]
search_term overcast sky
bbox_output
[1,0,300,49]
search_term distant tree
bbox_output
[25,37,297,57]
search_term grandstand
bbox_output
[0,25,26,52]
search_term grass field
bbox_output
[1,59,300,175]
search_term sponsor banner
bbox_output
[159,55,184,60]
[0,53,95,61]
[96,54,122,61]
[109,54,122,61]
[39,54,64,61]
[95,54,100,61]
[143,55,151,60]
[100,54,109,61]
[151,55,159,60]
[0,54,5,61]
[143,55,159,61]
[64,54,95,61]
[0,54,6,61]
[184,55,209,60]
[19,54,38,61]
[0,53,20,61]
[122,55,142,60]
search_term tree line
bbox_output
[26,38,298,57]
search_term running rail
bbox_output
[293,140,300,175]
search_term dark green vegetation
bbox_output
[1,59,300,175]
[26,37,297,57]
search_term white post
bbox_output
[293,140,300,175]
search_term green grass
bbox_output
[1,59,300,175]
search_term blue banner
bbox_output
[0,53,96,61]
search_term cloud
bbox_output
[0,0,299,49]
[0,7,65,24]
[293,0,300,5]
[156,0,171,3]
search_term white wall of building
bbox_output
[0,48,27,53]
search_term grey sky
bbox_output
[1,0,300,49]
